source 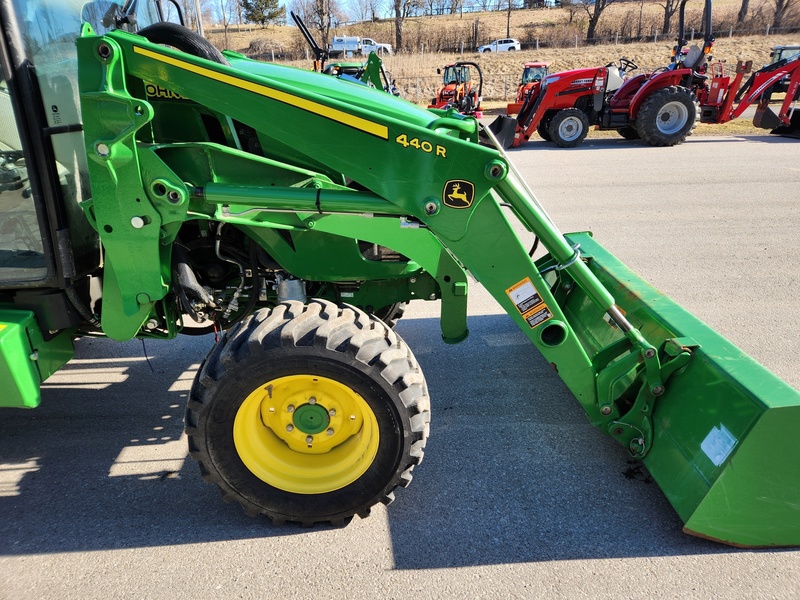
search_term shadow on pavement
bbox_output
[0,313,735,563]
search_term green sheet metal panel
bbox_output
[0,310,41,408]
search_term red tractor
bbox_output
[506,61,551,115]
[499,0,800,149]
[507,53,704,148]
[428,61,484,117]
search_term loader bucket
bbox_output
[556,232,800,547]
[770,109,800,138]
[488,115,519,149]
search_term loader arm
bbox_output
[76,26,800,547]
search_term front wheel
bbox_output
[537,116,553,141]
[636,86,697,147]
[548,108,589,148]
[186,299,430,525]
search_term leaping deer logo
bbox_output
[443,180,474,209]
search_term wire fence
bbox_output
[245,23,800,63]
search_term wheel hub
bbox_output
[233,374,380,494]
[293,402,329,434]
[559,117,583,142]
[657,101,689,135]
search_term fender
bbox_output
[628,68,692,118]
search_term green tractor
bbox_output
[1,0,799,546]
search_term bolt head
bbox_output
[306,435,313,444]
[286,424,294,432]
[287,405,295,413]
[326,428,334,436]
[600,405,612,416]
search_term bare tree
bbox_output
[561,0,581,25]
[346,0,380,20]
[576,0,618,43]
[393,0,422,51]
[737,0,750,24]
[657,0,680,34]
[290,0,343,46]
[218,0,240,46]
[771,0,797,28]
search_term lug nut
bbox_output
[309,396,317,405]
[306,435,313,444]
[287,405,295,413]
[286,424,294,432]
[328,408,336,416]
[326,428,334,436]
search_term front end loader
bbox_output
[1,0,799,546]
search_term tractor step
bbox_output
[556,233,800,547]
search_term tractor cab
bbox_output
[428,61,484,116]
[0,0,162,298]
[521,62,551,85]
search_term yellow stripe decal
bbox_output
[133,46,388,139]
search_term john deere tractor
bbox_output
[1,0,799,546]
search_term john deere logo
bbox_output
[443,180,475,209]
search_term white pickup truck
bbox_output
[329,36,392,57]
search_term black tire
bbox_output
[617,126,640,140]
[547,108,589,148]
[460,94,474,115]
[636,86,697,147]
[186,299,429,526]
[372,302,407,327]
[137,22,229,65]
[537,117,552,141]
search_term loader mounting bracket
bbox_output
[597,337,697,457]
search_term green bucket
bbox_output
[557,232,800,547]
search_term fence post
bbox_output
[615,32,619,45]
[691,28,694,41]
[575,34,578,48]
[729,26,733,38]
[536,38,539,51]
[460,41,464,54]
[766,25,770,35]
[271,48,275,61]
[654,33,658,43]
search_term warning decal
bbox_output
[506,277,553,329]
[506,278,543,314]
[525,305,553,328]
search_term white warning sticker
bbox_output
[506,277,543,315]
[700,424,737,466]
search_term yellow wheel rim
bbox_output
[233,374,380,494]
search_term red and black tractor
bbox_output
[497,0,800,149]
[428,61,484,117]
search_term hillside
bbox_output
[205,5,800,135]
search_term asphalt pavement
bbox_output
[1,133,799,599]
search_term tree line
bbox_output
[169,0,799,51]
